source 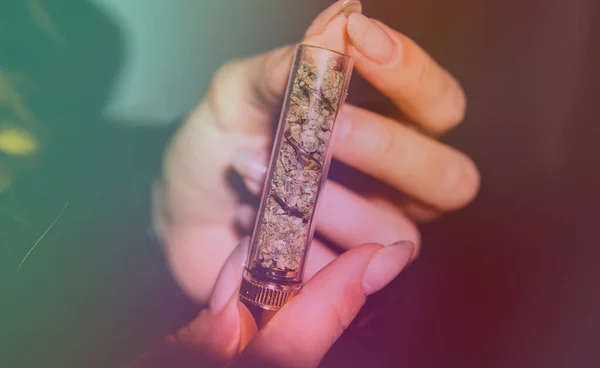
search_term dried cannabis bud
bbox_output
[254,59,345,271]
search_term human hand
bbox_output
[128,237,414,367]
[154,0,480,303]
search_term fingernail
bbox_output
[305,0,363,38]
[210,237,250,314]
[362,240,414,295]
[235,204,257,232]
[347,13,398,64]
[231,148,267,186]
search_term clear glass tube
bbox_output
[240,44,353,311]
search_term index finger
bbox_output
[346,13,467,135]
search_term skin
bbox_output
[142,1,480,366]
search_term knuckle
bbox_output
[329,282,365,335]
[415,53,433,85]
[397,38,432,89]
[209,59,243,99]
[374,127,398,161]
[205,58,247,129]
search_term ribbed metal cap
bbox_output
[239,272,300,311]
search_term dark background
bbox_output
[333,1,600,367]
[1,0,599,367]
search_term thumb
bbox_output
[234,240,415,368]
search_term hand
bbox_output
[128,237,414,367]
[154,0,480,303]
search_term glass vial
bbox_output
[240,44,353,311]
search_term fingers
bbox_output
[317,181,420,249]
[232,147,421,248]
[235,241,414,368]
[346,14,467,135]
[233,175,420,256]
[235,196,413,280]
[232,100,479,214]
[335,104,480,211]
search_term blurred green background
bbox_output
[0,1,324,366]
[3,0,600,367]
[89,0,318,123]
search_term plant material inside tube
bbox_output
[240,2,359,313]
